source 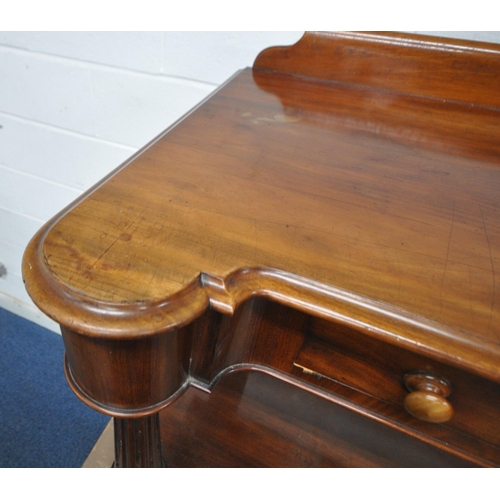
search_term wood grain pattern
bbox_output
[114,414,164,468]
[159,370,479,467]
[293,316,500,462]
[24,63,500,379]
[254,31,500,108]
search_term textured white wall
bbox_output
[0,31,498,332]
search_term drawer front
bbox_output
[292,317,500,464]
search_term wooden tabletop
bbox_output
[23,32,500,381]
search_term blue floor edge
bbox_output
[0,307,109,468]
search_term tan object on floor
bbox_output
[82,419,114,468]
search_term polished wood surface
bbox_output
[254,31,500,107]
[159,371,478,467]
[24,34,500,379]
[114,414,164,468]
[22,32,500,467]
[403,372,453,423]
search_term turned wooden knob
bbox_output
[403,372,453,423]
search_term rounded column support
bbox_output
[113,414,165,468]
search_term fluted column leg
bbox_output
[113,414,165,467]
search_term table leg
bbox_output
[113,413,165,467]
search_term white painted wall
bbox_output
[1,31,499,333]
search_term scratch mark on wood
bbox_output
[210,232,223,267]
[89,201,152,270]
[395,249,402,298]
[253,219,258,260]
[254,151,263,168]
[468,265,473,317]
[222,174,236,192]
[440,201,455,312]
[287,225,298,260]
[364,206,381,246]
[479,203,496,329]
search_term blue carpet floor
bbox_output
[0,307,110,467]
